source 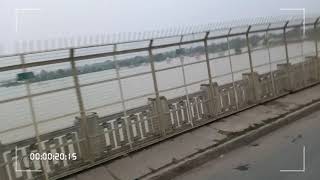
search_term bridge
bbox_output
[0,16,320,180]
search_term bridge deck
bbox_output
[66,84,320,180]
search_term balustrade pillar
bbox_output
[242,72,262,104]
[148,96,172,136]
[75,113,105,159]
[277,63,296,91]
[200,82,221,117]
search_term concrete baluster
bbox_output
[101,122,115,151]
[139,111,153,137]
[113,118,129,147]
[128,114,142,141]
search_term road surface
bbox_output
[174,110,320,180]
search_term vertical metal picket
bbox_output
[265,23,276,95]
[203,31,219,115]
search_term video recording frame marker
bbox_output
[279,8,306,37]
[15,146,42,173]
[279,146,306,173]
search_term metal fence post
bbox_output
[113,44,134,148]
[177,35,194,127]
[314,17,320,80]
[227,28,240,109]
[265,23,277,96]
[203,32,221,116]
[246,26,254,74]
[70,49,92,162]
[315,18,320,58]
[20,55,49,180]
[283,21,290,65]
[299,20,307,87]
[148,40,170,136]
[204,32,213,86]
[283,21,293,91]
[245,25,260,103]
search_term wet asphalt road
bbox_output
[174,110,320,180]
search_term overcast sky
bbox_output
[0,0,319,54]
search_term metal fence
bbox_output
[0,16,320,180]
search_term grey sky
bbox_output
[0,0,319,54]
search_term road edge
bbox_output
[143,99,320,180]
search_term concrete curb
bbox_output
[143,100,320,180]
